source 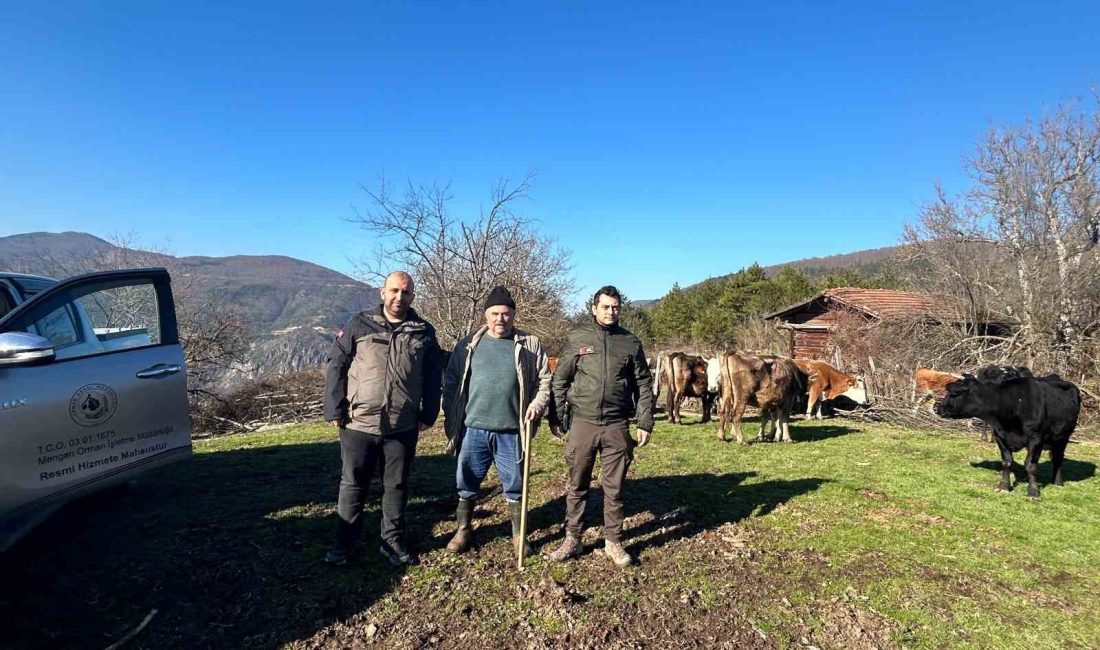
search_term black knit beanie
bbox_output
[483,286,516,310]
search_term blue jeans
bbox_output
[456,427,522,502]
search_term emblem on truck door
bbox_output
[69,384,119,427]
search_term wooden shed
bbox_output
[763,288,955,361]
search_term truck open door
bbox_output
[0,268,192,551]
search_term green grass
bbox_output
[2,416,1098,649]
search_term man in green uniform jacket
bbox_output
[547,285,655,567]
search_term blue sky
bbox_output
[2,1,1098,303]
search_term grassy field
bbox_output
[2,415,1098,649]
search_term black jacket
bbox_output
[323,306,444,435]
[551,319,655,432]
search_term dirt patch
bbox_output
[815,599,899,650]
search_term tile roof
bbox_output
[764,287,960,322]
[821,287,956,320]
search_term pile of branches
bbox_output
[190,370,326,435]
[834,393,986,436]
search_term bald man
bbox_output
[323,271,444,567]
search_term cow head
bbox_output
[840,375,870,406]
[934,374,981,419]
[706,357,721,393]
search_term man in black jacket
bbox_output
[322,271,444,567]
[547,285,655,567]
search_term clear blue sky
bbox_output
[2,1,1097,302]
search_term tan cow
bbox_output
[913,367,963,412]
[715,351,807,444]
[794,359,869,419]
[913,367,994,441]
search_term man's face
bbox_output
[592,294,621,327]
[380,273,414,320]
[484,305,515,338]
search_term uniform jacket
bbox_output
[551,319,655,432]
[323,306,444,435]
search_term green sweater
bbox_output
[464,335,520,431]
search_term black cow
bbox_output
[935,366,1081,499]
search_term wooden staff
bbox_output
[517,417,533,569]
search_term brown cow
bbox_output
[716,351,807,443]
[655,352,712,424]
[913,367,990,441]
[912,367,962,412]
[794,359,869,419]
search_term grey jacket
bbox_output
[323,306,444,435]
[442,326,552,454]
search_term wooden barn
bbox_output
[763,287,956,362]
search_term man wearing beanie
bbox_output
[442,285,552,555]
[547,285,654,567]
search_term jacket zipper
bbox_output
[599,326,607,423]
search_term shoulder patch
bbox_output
[578,346,594,355]
[337,329,344,339]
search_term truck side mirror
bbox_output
[0,332,56,366]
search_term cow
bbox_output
[655,352,714,424]
[935,366,1081,499]
[912,367,963,413]
[794,359,869,419]
[715,351,807,444]
[914,366,991,441]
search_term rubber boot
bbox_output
[507,499,534,557]
[446,498,474,553]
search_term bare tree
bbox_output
[904,96,1100,375]
[351,172,575,348]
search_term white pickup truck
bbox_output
[0,268,192,551]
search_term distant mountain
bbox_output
[0,232,378,386]
[760,244,906,279]
[633,244,908,307]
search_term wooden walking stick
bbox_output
[517,417,533,569]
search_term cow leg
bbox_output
[1050,439,1068,487]
[779,409,792,443]
[700,393,713,424]
[732,397,748,444]
[994,437,1014,492]
[805,388,817,419]
[1023,438,1045,500]
[716,394,730,442]
[758,409,771,442]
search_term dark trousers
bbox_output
[564,419,635,543]
[335,427,417,551]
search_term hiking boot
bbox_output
[507,499,534,557]
[604,540,634,567]
[379,539,417,567]
[446,498,474,554]
[323,547,351,567]
[547,534,582,562]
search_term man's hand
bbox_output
[328,419,342,429]
[636,429,651,447]
[524,403,541,422]
[549,423,564,439]
[418,422,431,433]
